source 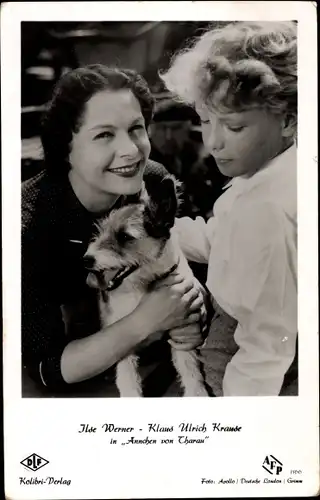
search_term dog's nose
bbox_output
[83,254,96,270]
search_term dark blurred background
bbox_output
[21,21,228,221]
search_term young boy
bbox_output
[161,21,297,396]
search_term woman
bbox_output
[161,21,298,396]
[22,65,204,396]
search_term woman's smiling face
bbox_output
[69,89,151,205]
[197,103,287,178]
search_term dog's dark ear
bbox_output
[143,176,179,239]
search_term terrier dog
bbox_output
[84,176,208,397]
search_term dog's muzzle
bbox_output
[86,265,139,291]
[84,253,121,290]
[86,270,106,290]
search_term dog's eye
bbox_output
[116,230,135,244]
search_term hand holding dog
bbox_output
[136,272,203,337]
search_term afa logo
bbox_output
[20,453,49,472]
[262,455,283,475]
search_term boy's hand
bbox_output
[168,282,209,350]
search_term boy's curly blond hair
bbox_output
[160,21,297,122]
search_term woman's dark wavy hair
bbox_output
[41,64,155,176]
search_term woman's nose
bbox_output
[117,133,139,158]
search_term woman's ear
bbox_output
[281,113,297,138]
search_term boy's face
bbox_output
[196,103,288,178]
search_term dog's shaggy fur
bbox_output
[84,176,208,397]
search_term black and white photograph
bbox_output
[21,19,298,398]
[2,2,318,499]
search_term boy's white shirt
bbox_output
[174,144,297,396]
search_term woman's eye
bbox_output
[95,131,114,140]
[200,119,210,125]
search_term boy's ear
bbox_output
[281,113,297,138]
[143,175,180,239]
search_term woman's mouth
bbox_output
[108,161,141,178]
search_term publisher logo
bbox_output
[20,454,49,472]
[262,455,283,475]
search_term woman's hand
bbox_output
[135,272,203,337]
